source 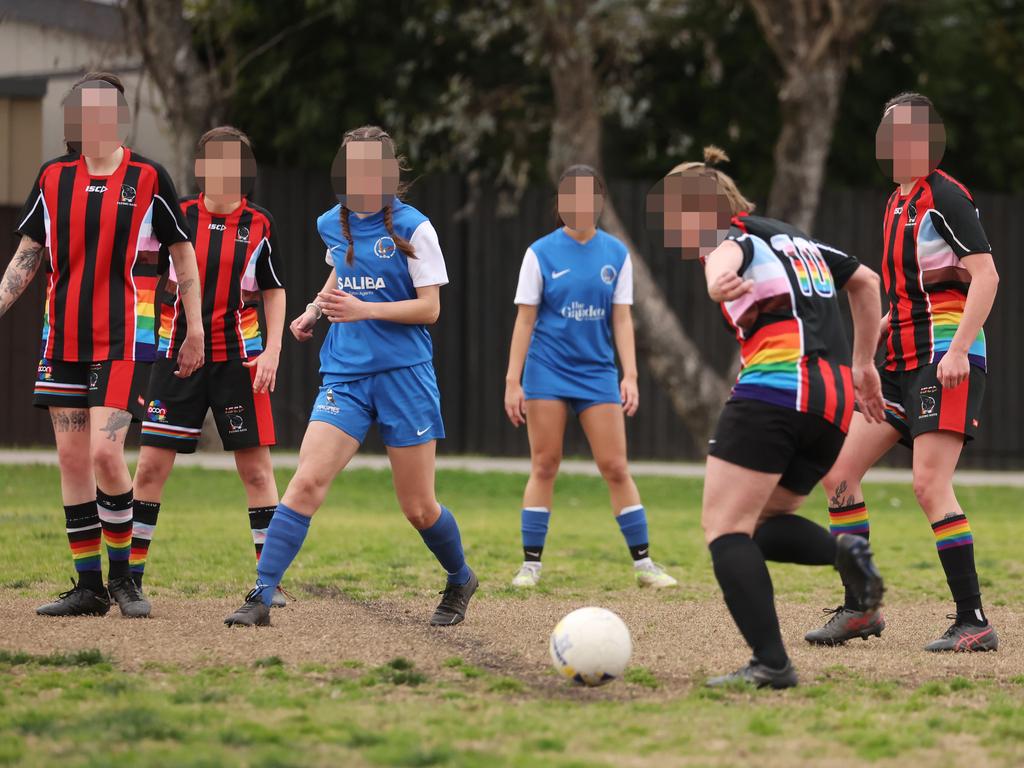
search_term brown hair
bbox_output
[338,125,415,266]
[667,146,755,215]
[198,125,253,152]
[883,91,940,119]
[554,164,606,226]
[71,71,125,95]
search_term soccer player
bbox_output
[128,126,287,610]
[224,125,476,627]
[807,93,1000,652]
[504,165,677,590]
[648,147,885,689]
[0,73,203,617]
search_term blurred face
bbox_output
[195,138,257,199]
[331,139,400,214]
[646,172,733,261]
[64,83,129,158]
[557,174,604,231]
[876,103,945,184]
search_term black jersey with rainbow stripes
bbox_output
[881,170,991,373]
[722,214,861,432]
[157,194,283,362]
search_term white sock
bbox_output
[633,557,653,569]
[522,561,542,571]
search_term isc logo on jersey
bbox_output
[337,275,386,292]
[85,185,107,193]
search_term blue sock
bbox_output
[521,507,550,562]
[616,504,650,561]
[419,505,471,585]
[255,504,311,605]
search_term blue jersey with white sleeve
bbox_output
[317,199,448,381]
[515,227,633,404]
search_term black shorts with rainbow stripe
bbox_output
[140,358,276,453]
[879,362,985,448]
[33,358,150,420]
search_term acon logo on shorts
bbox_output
[37,359,53,381]
[374,236,396,259]
[147,400,168,423]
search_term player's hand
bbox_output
[243,346,279,393]
[318,289,372,323]
[853,363,885,423]
[620,374,639,417]
[937,348,970,390]
[707,272,753,303]
[175,331,205,378]
[290,310,317,342]
[504,380,527,427]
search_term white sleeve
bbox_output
[325,246,335,266]
[612,253,634,304]
[513,248,543,305]
[407,222,449,287]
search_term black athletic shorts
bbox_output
[33,358,150,421]
[139,357,276,453]
[879,363,985,448]
[708,398,846,496]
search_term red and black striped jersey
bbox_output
[158,194,283,361]
[721,214,861,432]
[16,149,189,362]
[881,170,991,372]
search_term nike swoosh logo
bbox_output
[637,548,649,557]
[525,551,541,558]
[416,426,431,436]
[551,269,571,279]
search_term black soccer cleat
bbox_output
[224,588,272,627]
[36,579,111,617]
[430,569,478,626]
[804,606,886,646]
[108,576,151,618]
[924,616,999,652]
[834,534,884,613]
[706,658,799,690]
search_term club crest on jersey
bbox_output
[119,184,136,206]
[374,236,397,259]
[337,275,386,291]
[237,226,249,243]
[146,400,168,423]
[600,265,617,284]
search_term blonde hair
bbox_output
[668,146,755,215]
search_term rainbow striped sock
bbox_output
[932,514,973,550]
[65,502,103,593]
[129,500,161,586]
[97,488,134,580]
[828,502,869,538]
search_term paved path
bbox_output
[1,449,1023,487]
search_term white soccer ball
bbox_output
[549,606,632,686]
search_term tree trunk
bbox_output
[539,0,729,447]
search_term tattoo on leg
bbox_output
[943,511,961,519]
[100,411,133,442]
[828,481,857,509]
[51,410,88,432]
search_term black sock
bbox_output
[709,533,788,670]
[932,514,986,626]
[828,502,870,611]
[523,546,543,563]
[64,502,104,593]
[97,488,133,581]
[628,543,650,561]
[130,500,161,587]
[754,515,837,566]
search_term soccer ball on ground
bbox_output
[549,606,632,686]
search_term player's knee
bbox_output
[596,456,630,485]
[401,499,439,529]
[133,457,164,490]
[240,464,276,495]
[531,454,561,483]
[56,443,91,480]
[286,472,329,508]
[91,443,126,480]
[912,472,945,510]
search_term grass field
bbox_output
[0,463,1022,767]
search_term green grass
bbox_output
[1,464,1023,767]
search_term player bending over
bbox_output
[225,126,476,627]
[807,93,1000,652]
[504,165,676,590]
[129,126,287,614]
[648,147,886,689]
[0,73,203,618]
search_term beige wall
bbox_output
[0,97,43,206]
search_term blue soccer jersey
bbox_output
[515,228,633,404]
[317,199,448,381]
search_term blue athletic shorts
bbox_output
[522,357,621,415]
[310,361,445,447]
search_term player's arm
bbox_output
[168,241,205,378]
[938,252,998,389]
[612,304,639,417]
[0,236,45,319]
[703,240,753,302]
[318,285,440,325]
[842,264,885,423]
[292,270,337,342]
[244,288,285,393]
[504,304,538,427]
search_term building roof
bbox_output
[1,0,124,42]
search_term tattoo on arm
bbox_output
[1,242,44,309]
[828,480,858,509]
[177,278,195,297]
[100,410,133,442]
[51,409,88,433]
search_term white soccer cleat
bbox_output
[511,562,542,588]
[634,559,678,589]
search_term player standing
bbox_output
[648,148,886,688]
[0,73,203,617]
[224,125,476,627]
[504,165,676,589]
[807,93,1000,651]
[128,126,287,610]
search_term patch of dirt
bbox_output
[1,588,1020,698]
